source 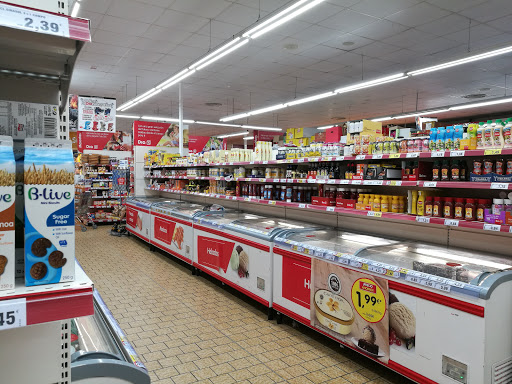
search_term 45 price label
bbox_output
[351,278,386,323]
[0,298,26,330]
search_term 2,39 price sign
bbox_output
[0,298,27,331]
[351,278,386,323]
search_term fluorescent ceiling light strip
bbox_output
[288,92,335,107]
[190,37,242,69]
[248,103,287,116]
[317,125,334,130]
[450,97,512,110]
[195,121,242,128]
[161,70,196,90]
[220,113,250,122]
[335,73,406,94]
[71,1,80,17]
[196,39,249,70]
[393,113,422,119]
[243,137,254,140]
[243,0,310,37]
[117,114,140,119]
[157,68,190,89]
[141,116,194,124]
[409,45,512,76]
[130,88,158,104]
[242,125,282,131]
[371,117,391,122]
[218,131,249,139]
[249,0,326,39]
[421,109,451,115]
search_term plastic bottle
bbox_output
[425,196,433,216]
[363,194,370,210]
[429,128,438,151]
[454,198,465,219]
[417,191,425,216]
[493,119,505,148]
[445,126,454,150]
[436,127,446,151]
[410,191,418,215]
[391,196,399,213]
[373,195,381,212]
[433,197,443,217]
[484,120,494,148]
[381,196,389,212]
[454,125,464,149]
[432,161,441,181]
[465,198,476,221]
[493,199,504,215]
[476,122,486,149]
[441,160,450,181]
[398,196,406,213]
[450,160,460,181]
[504,118,512,148]
[468,124,478,150]
[444,197,454,218]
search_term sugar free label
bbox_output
[0,299,26,330]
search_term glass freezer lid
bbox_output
[357,242,512,284]
[227,218,321,238]
[127,197,174,209]
[275,229,397,256]
[194,212,263,227]
[160,203,206,219]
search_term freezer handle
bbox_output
[71,350,123,363]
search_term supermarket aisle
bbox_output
[77,229,413,384]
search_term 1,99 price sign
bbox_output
[351,278,386,323]
[0,298,27,331]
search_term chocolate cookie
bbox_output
[30,262,47,280]
[0,256,7,275]
[49,250,67,268]
[31,238,52,257]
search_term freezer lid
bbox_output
[194,212,263,228]
[275,229,398,256]
[155,203,205,218]
[150,200,189,215]
[226,218,322,239]
[127,197,176,209]
[172,203,228,219]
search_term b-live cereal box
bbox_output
[0,136,15,291]
[24,139,75,286]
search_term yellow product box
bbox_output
[286,128,295,140]
[297,137,309,146]
[347,120,383,144]
[294,127,304,138]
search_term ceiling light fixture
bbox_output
[217,131,249,139]
[161,69,196,90]
[450,97,512,110]
[317,125,334,130]
[196,39,249,70]
[421,109,451,115]
[220,112,250,122]
[409,45,512,76]
[121,89,162,111]
[190,37,242,69]
[117,114,141,119]
[156,68,190,89]
[195,121,241,128]
[335,73,407,94]
[244,0,326,39]
[248,103,287,116]
[371,117,392,122]
[71,1,80,17]
[393,113,422,119]
[243,136,254,140]
[288,92,336,107]
[141,116,194,124]
[241,125,282,131]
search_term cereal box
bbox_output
[0,136,15,290]
[24,139,75,286]
[14,140,25,278]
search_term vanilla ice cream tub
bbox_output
[0,136,15,290]
[24,139,75,286]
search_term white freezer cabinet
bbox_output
[272,229,512,384]
[71,290,149,384]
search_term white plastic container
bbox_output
[493,119,505,148]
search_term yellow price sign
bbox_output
[361,263,369,271]
[351,278,386,323]
[484,149,502,155]
[385,269,396,277]
[388,153,401,159]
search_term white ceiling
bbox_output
[70,0,512,136]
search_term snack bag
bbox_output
[0,136,15,290]
[24,139,75,286]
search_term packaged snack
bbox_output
[24,139,75,286]
[14,141,25,277]
[0,136,15,290]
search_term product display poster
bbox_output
[69,95,78,131]
[388,290,416,354]
[77,131,132,152]
[78,96,116,132]
[188,136,225,153]
[0,100,58,138]
[311,259,390,363]
[133,121,188,147]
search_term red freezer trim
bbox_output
[273,303,310,326]
[387,361,439,384]
[389,281,485,318]
[151,212,192,226]
[26,288,94,325]
[127,228,150,243]
[194,225,270,252]
[150,240,192,264]
[194,263,270,307]
[0,287,92,302]
[274,247,311,263]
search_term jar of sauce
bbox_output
[292,186,298,202]
[433,197,443,217]
[444,197,454,218]
[454,198,465,219]
[465,198,476,221]
[425,196,433,216]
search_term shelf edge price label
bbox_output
[351,278,386,323]
[298,204,306,208]
[367,211,383,218]
[406,152,420,158]
[490,183,508,190]
[484,149,502,155]
[326,206,335,212]
[450,150,465,157]
[431,151,445,158]
[483,223,501,232]
[268,200,276,205]
[389,153,401,159]
[0,298,26,330]
[327,179,336,184]
[356,155,366,160]
[298,158,305,163]
[388,181,402,186]
[372,154,383,159]
[444,219,459,227]
[423,181,437,188]
[352,180,362,185]
[335,156,345,161]
[416,216,430,224]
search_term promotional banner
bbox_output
[254,130,281,142]
[188,136,225,153]
[69,95,78,131]
[133,121,188,147]
[311,259,390,363]
[77,131,132,152]
[78,96,116,132]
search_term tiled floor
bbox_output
[77,228,414,384]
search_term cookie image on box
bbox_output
[30,262,47,280]
[0,256,7,275]
[49,250,67,268]
[31,238,52,257]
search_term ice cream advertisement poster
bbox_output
[311,259,390,363]
[388,290,416,355]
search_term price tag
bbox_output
[349,260,362,268]
[273,179,280,182]
[298,204,306,208]
[310,157,319,162]
[351,278,386,323]
[308,179,316,183]
[244,197,251,201]
[484,223,501,232]
[298,179,306,183]
[389,153,401,159]
[416,216,431,224]
[436,283,451,292]
[431,151,445,158]
[339,257,349,265]
[326,206,335,212]
[262,161,268,164]
[491,183,508,190]
[250,161,255,164]
[372,154,383,159]
[406,152,420,158]
[385,270,400,278]
[280,179,287,183]
[339,180,350,184]
[268,201,276,205]
[405,275,421,284]
[327,179,336,184]
[229,162,234,165]
[298,158,305,163]
[367,211,383,218]
[388,180,402,186]
[336,156,345,161]
[485,149,502,155]
[0,4,71,38]
[423,181,437,188]
[450,150,465,157]
[364,180,383,186]
[356,155,366,160]
[444,219,459,227]
[0,299,26,330]
[352,180,362,185]
[510,226,512,233]
[368,265,386,275]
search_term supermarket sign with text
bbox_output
[0,1,91,41]
[133,121,188,148]
[77,131,132,152]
